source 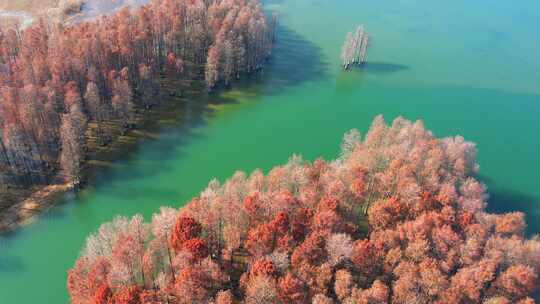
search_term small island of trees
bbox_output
[341,25,369,70]
[68,116,540,304]
[0,0,276,216]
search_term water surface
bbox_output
[1,0,540,302]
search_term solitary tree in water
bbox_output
[341,25,369,69]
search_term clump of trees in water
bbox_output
[68,116,540,304]
[0,0,275,189]
[341,25,369,70]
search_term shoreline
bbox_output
[0,182,74,233]
[0,76,200,234]
[0,73,259,234]
[0,1,276,234]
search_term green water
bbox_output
[1,0,540,302]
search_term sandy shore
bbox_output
[0,182,74,233]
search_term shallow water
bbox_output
[1,0,540,302]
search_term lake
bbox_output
[1,0,539,302]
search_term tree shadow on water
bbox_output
[266,25,329,87]
[0,235,25,272]
[216,24,330,98]
[487,189,540,235]
[0,256,24,273]
[479,175,540,235]
[472,177,540,300]
[52,24,329,203]
[350,61,410,75]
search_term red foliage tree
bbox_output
[69,117,540,304]
[246,223,277,257]
[183,238,210,262]
[170,216,202,251]
[93,284,112,304]
[493,265,538,299]
[111,285,141,304]
[495,212,526,236]
[251,258,278,277]
[279,272,308,304]
[291,232,327,268]
[215,290,234,304]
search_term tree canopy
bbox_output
[0,0,274,189]
[68,116,540,304]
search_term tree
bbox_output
[246,223,277,257]
[59,103,87,184]
[334,270,353,301]
[352,280,389,304]
[245,275,280,304]
[493,265,537,299]
[111,285,141,304]
[250,258,278,277]
[67,259,92,304]
[291,233,327,268]
[326,233,353,267]
[205,43,221,89]
[312,294,334,304]
[495,212,526,236]
[170,215,202,252]
[279,273,308,304]
[111,71,134,128]
[151,207,178,278]
[183,238,209,262]
[215,290,234,304]
[93,284,112,304]
[84,81,106,122]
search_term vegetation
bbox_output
[0,0,275,191]
[341,25,369,70]
[68,116,540,304]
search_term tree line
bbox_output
[68,116,540,304]
[0,0,275,189]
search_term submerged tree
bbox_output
[341,25,369,70]
[68,116,540,303]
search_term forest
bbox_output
[68,116,540,304]
[0,0,275,194]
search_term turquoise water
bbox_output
[1,0,540,302]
